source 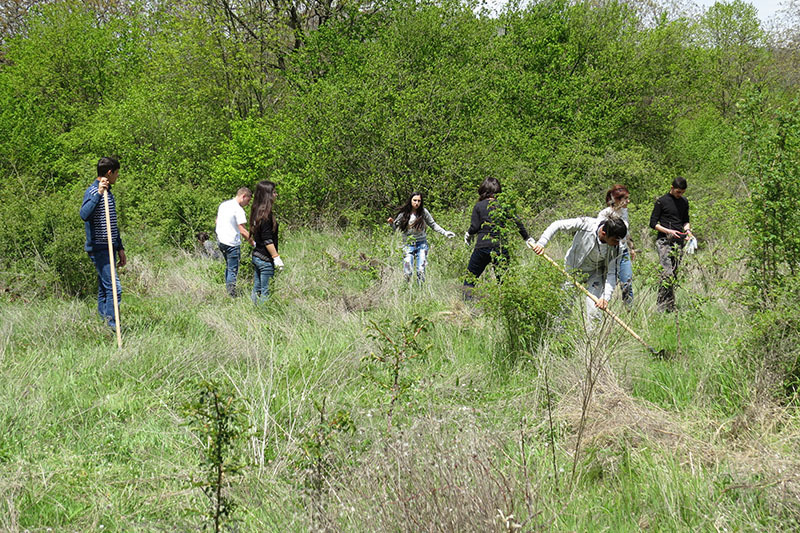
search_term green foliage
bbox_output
[740,278,800,402]
[183,379,251,533]
[479,256,569,363]
[0,0,788,248]
[736,94,800,402]
[739,98,800,293]
[363,314,432,428]
[0,184,95,297]
[293,398,355,527]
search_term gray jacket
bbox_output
[536,217,621,301]
[392,208,449,241]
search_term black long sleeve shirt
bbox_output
[467,198,530,250]
[253,218,279,260]
[649,192,689,240]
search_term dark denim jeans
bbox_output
[218,243,241,297]
[251,255,275,305]
[88,250,122,328]
[464,246,509,287]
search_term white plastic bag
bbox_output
[685,235,698,254]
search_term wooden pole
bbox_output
[538,251,660,355]
[103,191,122,349]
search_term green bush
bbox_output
[0,185,95,297]
[479,255,568,363]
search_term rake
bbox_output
[537,251,667,358]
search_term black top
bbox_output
[467,198,530,250]
[649,192,689,239]
[253,218,279,260]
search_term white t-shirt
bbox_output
[215,198,247,246]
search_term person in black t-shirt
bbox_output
[649,177,692,312]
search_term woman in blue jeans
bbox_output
[249,180,284,304]
[598,184,635,306]
[388,192,455,283]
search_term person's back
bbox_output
[216,198,246,247]
[214,188,252,297]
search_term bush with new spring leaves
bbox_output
[182,379,251,533]
[479,258,570,360]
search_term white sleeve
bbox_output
[235,205,247,226]
[536,218,586,247]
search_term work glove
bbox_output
[525,237,537,250]
[464,231,472,245]
[444,231,455,239]
[273,256,285,271]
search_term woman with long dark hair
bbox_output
[387,191,455,283]
[598,184,635,305]
[463,177,535,295]
[249,180,283,304]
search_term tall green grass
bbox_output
[1,227,798,531]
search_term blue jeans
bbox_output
[88,250,122,328]
[402,239,429,282]
[218,243,241,297]
[618,249,634,305]
[251,256,274,305]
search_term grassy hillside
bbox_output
[2,222,798,531]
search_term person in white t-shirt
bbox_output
[215,187,253,297]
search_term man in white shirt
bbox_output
[215,187,253,297]
[532,216,627,322]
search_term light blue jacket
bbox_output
[536,217,621,300]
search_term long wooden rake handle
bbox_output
[103,191,122,349]
[537,251,658,354]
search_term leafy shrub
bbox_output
[0,185,95,297]
[741,280,800,402]
[479,256,568,363]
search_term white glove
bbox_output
[464,231,472,245]
[684,236,697,255]
[273,256,285,271]
[444,231,455,239]
[525,237,537,250]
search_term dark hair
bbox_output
[672,177,687,190]
[601,216,628,240]
[97,157,120,177]
[396,192,425,231]
[249,180,277,233]
[196,231,210,242]
[605,184,629,207]
[478,177,501,201]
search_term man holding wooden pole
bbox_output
[80,157,125,343]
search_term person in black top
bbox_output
[249,180,284,304]
[463,177,536,297]
[649,177,692,312]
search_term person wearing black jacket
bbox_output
[463,177,536,296]
[249,180,283,304]
[649,177,692,312]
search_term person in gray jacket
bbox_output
[388,191,455,283]
[532,216,628,321]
